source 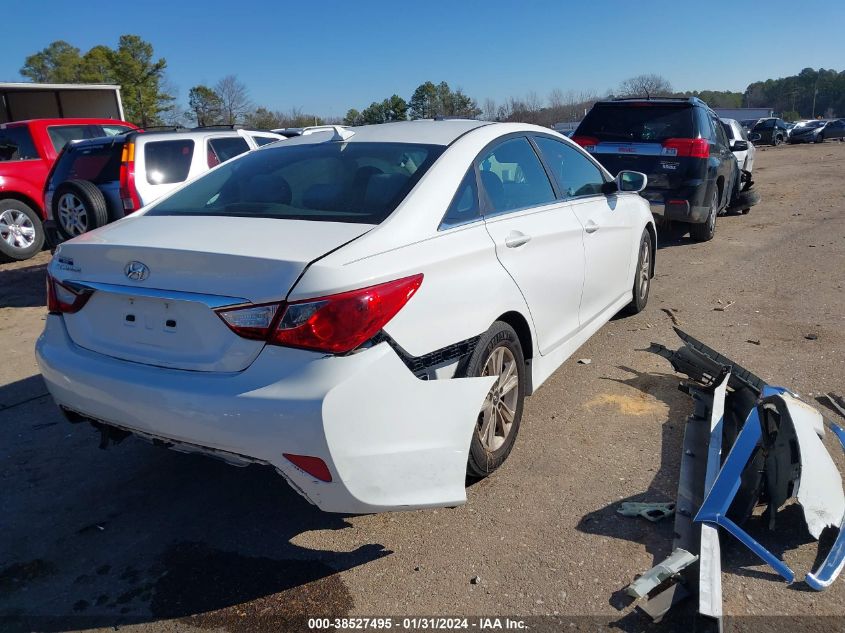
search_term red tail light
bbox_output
[571,135,599,149]
[119,142,141,212]
[216,274,424,354]
[47,274,92,314]
[283,454,332,482]
[661,138,710,158]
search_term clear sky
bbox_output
[2,0,843,117]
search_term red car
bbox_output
[0,117,137,262]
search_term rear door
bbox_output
[477,136,585,355]
[573,103,698,198]
[533,135,636,321]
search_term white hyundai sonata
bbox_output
[36,120,655,513]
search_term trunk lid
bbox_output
[52,215,372,372]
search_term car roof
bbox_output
[278,119,492,147]
[65,127,279,148]
[0,118,136,130]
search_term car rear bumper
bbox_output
[641,184,711,224]
[36,315,494,513]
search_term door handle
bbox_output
[504,231,531,248]
[584,220,600,234]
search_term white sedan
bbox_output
[36,120,656,513]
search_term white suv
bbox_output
[44,127,284,242]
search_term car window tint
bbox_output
[720,121,735,140]
[47,125,102,153]
[146,142,444,224]
[477,137,555,214]
[144,139,195,184]
[207,137,250,167]
[533,136,606,199]
[251,136,279,147]
[577,105,695,142]
[441,169,480,228]
[50,143,123,185]
[0,126,39,161]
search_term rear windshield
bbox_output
[50,142,123,185]
[144,139,195,185]
[0,126,39,161]
[146,141,445,224]
[577,104,695,142]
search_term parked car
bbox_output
[44,127,284,243]
[720,118,757,173]
[572,97,739,241]
[750,117,790,145]
[36,120,656,513]
[0,118,137,261]
[740,119,761,132]
[788,120,828,144]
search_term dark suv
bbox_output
[573,97,740,241]
[750,118,790,145]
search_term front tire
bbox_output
[0,199,44,263]
[773,135,782,146]
[462,322,526,479]
[624,229,652,314]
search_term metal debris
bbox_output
[626,548,699,599]
[617,501,676,522]
[577,358,592,365]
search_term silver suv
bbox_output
[44,127,284,242]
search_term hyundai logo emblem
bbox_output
[124,261,150,281]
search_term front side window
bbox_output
[144,139,195,184]
[147,141,444,224]
[533,137,606,199]
[477,137,555,214]
[0,127,39,161]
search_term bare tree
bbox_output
[548,88,564,110]
[482,97,498,121]
[617,74,673,98]
[215,74,253,125]
[525,91,542,113]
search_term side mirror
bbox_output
[748,133,761,143]
[731,140,749,152]
[616,170,647,193]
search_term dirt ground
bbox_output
[1,142,844,632]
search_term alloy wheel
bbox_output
[0,208,36,250]
[478,346,520,452]
[638,239,651,303]
[58,193,88,237]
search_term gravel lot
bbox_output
[2,142,844,632]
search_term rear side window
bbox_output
[0,127,39,161]
[144,140,195,185]
[720,121,735,140]
[49,143,123,185]
[441,169,480,228]
[251,135,280,147]
[147,141,445,224]
[47,125,104,153]
[578,105,695,142]
[207,137,250,167]
[533,137,606,199]
[478,137,555,214]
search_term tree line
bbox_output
[19,38,845,129]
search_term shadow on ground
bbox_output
[0,394,389,632]
[0,261,47,309]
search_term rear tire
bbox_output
[815,134,825,144]
[0,199,44,263]
[623,229,652,315]
[462,322,526,479]
[689,187,718,242]
[773,135,782,146]
[54,180,109,241]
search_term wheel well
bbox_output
[644,223,657,277]
[0,192,44,219]
[496,311,533,361]
[715,176,724,207]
